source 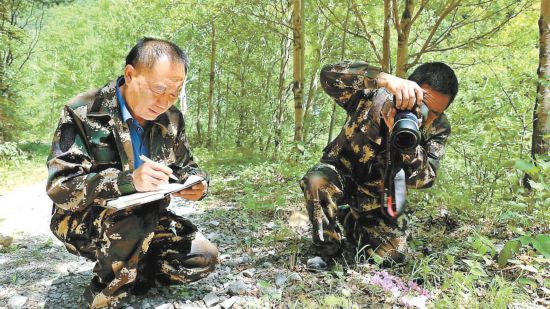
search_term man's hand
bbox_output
[376,72,424,110]
[132,162,172,192]
[172,180,208,201]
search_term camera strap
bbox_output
[381,120,407,218]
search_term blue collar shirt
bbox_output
[116,77,150,169]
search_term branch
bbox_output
[391,0,400,32]
[18,3,44,72]
[420,4,527,55]
[350,0,381,63]
[318,1,381,58]
[408,0,460,68]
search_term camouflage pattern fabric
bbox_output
[300,61,451,263]
[46,78,216,308]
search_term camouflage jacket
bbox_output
[320,61,451,212]
[46,78,207,213]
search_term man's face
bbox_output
[123,57,185,125]
[421,83,451,125]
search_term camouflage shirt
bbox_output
[320,61,451,212]
[46,78,207,213]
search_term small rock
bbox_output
[220,296,239,309]
[0,234,13,248]
[155,304,174,309]
[225,256,251,267]
[274,272,286,287]
[242,269,254,278]
[203,292,220,307]
[261,262,272,268]
[209,220,220,226]
[7,295,28,309]
[287,272,302,282]
[227,281,248,296]
[306,256,327,271]
[265,222,275,230]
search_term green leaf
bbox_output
[464,259,488,277]
[498,240,521,268]
[527,180,546,191]
[514,159,539,175]
[518,235,535,246]
[517,277,537,289]
[533,234,550,258]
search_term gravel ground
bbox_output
[0,182,328,308]
[1,182,549,309]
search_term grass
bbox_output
[0,141,50,194]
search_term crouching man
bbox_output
[301,61,458,267]
[46,38,218,308]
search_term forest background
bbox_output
[0,0,548,307]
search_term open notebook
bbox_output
[104,175,204,210]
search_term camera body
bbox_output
[390,103,428,151]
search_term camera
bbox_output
[390,103,428,150]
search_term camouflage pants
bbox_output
[300,163,408,264]
[50,201,218,308]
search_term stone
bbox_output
[155,304,175,309]
[7,295,28,309]
[287,272,302,282]
[242,269,254,278]
[0,234,13,248]
[225,256,251,267]
[274,272,287,287]
[227,281,248,296]
[203,292,220,307]
[220,296,239,309]
[261,262,272,268]
[306,256,327,271]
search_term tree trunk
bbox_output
[195,68,202,142]
[382,0,391,72]
[395,0,415,77]
[215,65,222,147]
[303,10,329,143]
[292,0,305,143]
[207,20,216,148]
[526,0,550,189]
[274,34,291,154]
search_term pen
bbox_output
[139,155,179,181]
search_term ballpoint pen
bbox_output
[139,155,179,181]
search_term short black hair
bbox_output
[408,62,458,105]
[125,37,189,74]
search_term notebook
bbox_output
[104,175,204,210]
